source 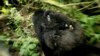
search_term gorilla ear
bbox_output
[47,15,51,22]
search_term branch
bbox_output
[41,0,94,10]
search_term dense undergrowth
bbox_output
[0,0,100,56]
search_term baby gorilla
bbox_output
[33,9,100,56]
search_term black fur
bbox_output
[32,9,100,56]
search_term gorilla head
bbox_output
[32,9,100,56]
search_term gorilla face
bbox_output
[33,9,83,51]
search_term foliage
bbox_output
[68,8,100,44]
[0,0,100,56]
[9,8,39,56]
[0,5,39,56]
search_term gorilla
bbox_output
[32,9,100,56]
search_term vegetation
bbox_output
[0,0,100,56]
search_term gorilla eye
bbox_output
[65,24,68,27]
[58,24,68,30]
[69,25,74,30]
[47,15,51,22]
[63,24,74,30]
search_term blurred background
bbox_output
[0,0,100,56]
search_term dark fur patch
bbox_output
[33,9,100,56]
